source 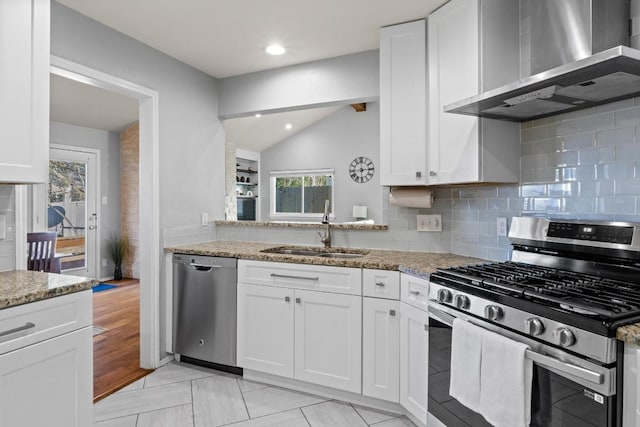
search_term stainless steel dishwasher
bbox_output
[172,254,238,369]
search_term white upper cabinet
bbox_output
[380,20,427,186]
[428,0,520,185]
[0,0,49,183]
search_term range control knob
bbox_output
[437,288,453,304]
[556,327,576,347]
[454,294,470,310]
[484,305,503,321]
[525,318,545,336]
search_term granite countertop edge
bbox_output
[214,220,388,231]
[168,240,640,344]
[0,270,97,310]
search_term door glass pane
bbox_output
[48,159,86,271]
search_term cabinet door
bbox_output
[400,302,428,425]
[294,289,362,393]
[380,20,427,186]
[237,283,294,378]
[363,297,400,402]
[0,327,92,427]
[428,0,480,185]
[0,0,49,183]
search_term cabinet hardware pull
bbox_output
[416,171,422,179]
[429,171,437,177]
[409,290,421,296]
[389,310,396,316]
[295,298,301,304]
[375,282,386,287]
[270,273,319,281]
[0,322,35,343]
[285,296,290,302]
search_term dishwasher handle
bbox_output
[189,262,222,272]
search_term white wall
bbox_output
[51,3,225,360]
[219,50,379,119]
[260,103,383,223]
[50,121,121,279]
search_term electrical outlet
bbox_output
[417,214,442,232]
[497,217,508,237]
[102,196,108,205]
[102,258,108,267]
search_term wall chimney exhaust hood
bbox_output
[445,0,638,122]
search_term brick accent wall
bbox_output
[120,122,139,279]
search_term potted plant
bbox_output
[109,234,129,280]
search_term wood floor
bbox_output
[93,278,153,402]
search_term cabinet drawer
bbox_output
[238,260,362,296]
[363,269,400,300]
[0,290,91,356]
[400,274,429,311]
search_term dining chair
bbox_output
[26,232,60,273]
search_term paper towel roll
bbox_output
[389,187,434,208]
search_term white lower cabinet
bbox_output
[237,266,362,394]
[400,301,428,425]
[237,283,294,378]
[0,291,92,427]
[294,289,362,393]
[362,297,400,402]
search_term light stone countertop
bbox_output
[166,240,486,279]
[168,241,640,344]
[215,220,389,231]
[0,270,96,309]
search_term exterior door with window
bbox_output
[47,147,98,278]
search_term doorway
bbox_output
[48,146,99,278]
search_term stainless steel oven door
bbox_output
[428,302,618,427]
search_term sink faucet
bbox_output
[318,200,331,248]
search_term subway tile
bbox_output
[498,185,520,198]
[547,182,576,196]
[562,107,595,120]
[533,115,560,127]
[614,106,640,127]
[563,132,595,150]
[576,213,613,221]
[522,126,547,143]
[520,169,536,183]
[547,150,578,167]
[597,196,636,214]
[476,186,499,198]
[562,197,595,213]
[546,120,577,137]
[596,127,635,146]
[531,197,563,212]
[468,198,488,210]
[529,137,563,155]
[578,146,615,165]
[453,210,479,222]
[614,213,640,222]
[478,235,499,248]
[597,99,635,114]
[508,197,525,211]
[487,248,510,262]
[487,198,509,211]
[614,143,640,162]
[521,120,533,129]
[479,210,499,223]
[521,154,548,170]
[615,179,640,195]
[520,184,546,197]
[452,199,470,210]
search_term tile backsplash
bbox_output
[0,186,16,271]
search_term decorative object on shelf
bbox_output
[352,205,368,220]
[236,176,239,182]
[247,190,253,197]
[349,156,375,183]
[108,234,129,280]
[240,176,245,182]
[246,177,250,183]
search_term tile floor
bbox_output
[93,362,416,427]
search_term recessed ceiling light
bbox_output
[266,44,286,55]
[285,123,292,130]
[255,113,262,118]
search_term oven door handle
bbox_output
[428,302,604,386]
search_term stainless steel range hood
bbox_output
[445,0,638,122]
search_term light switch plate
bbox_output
[417,214,442,232]
[201,212,209,225]
[497,217,508,236]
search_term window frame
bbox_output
[269,168,335,220]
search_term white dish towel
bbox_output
[449,317,484,413]
[479,326,533,427]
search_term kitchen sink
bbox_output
[261,246,368,258]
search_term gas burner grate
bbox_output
[436,262,640,318]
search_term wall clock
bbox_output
[349,156,375,183]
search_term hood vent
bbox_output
[445,0,638,122]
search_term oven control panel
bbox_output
[547,221,634,244]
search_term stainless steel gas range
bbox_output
[427,217,640,427]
